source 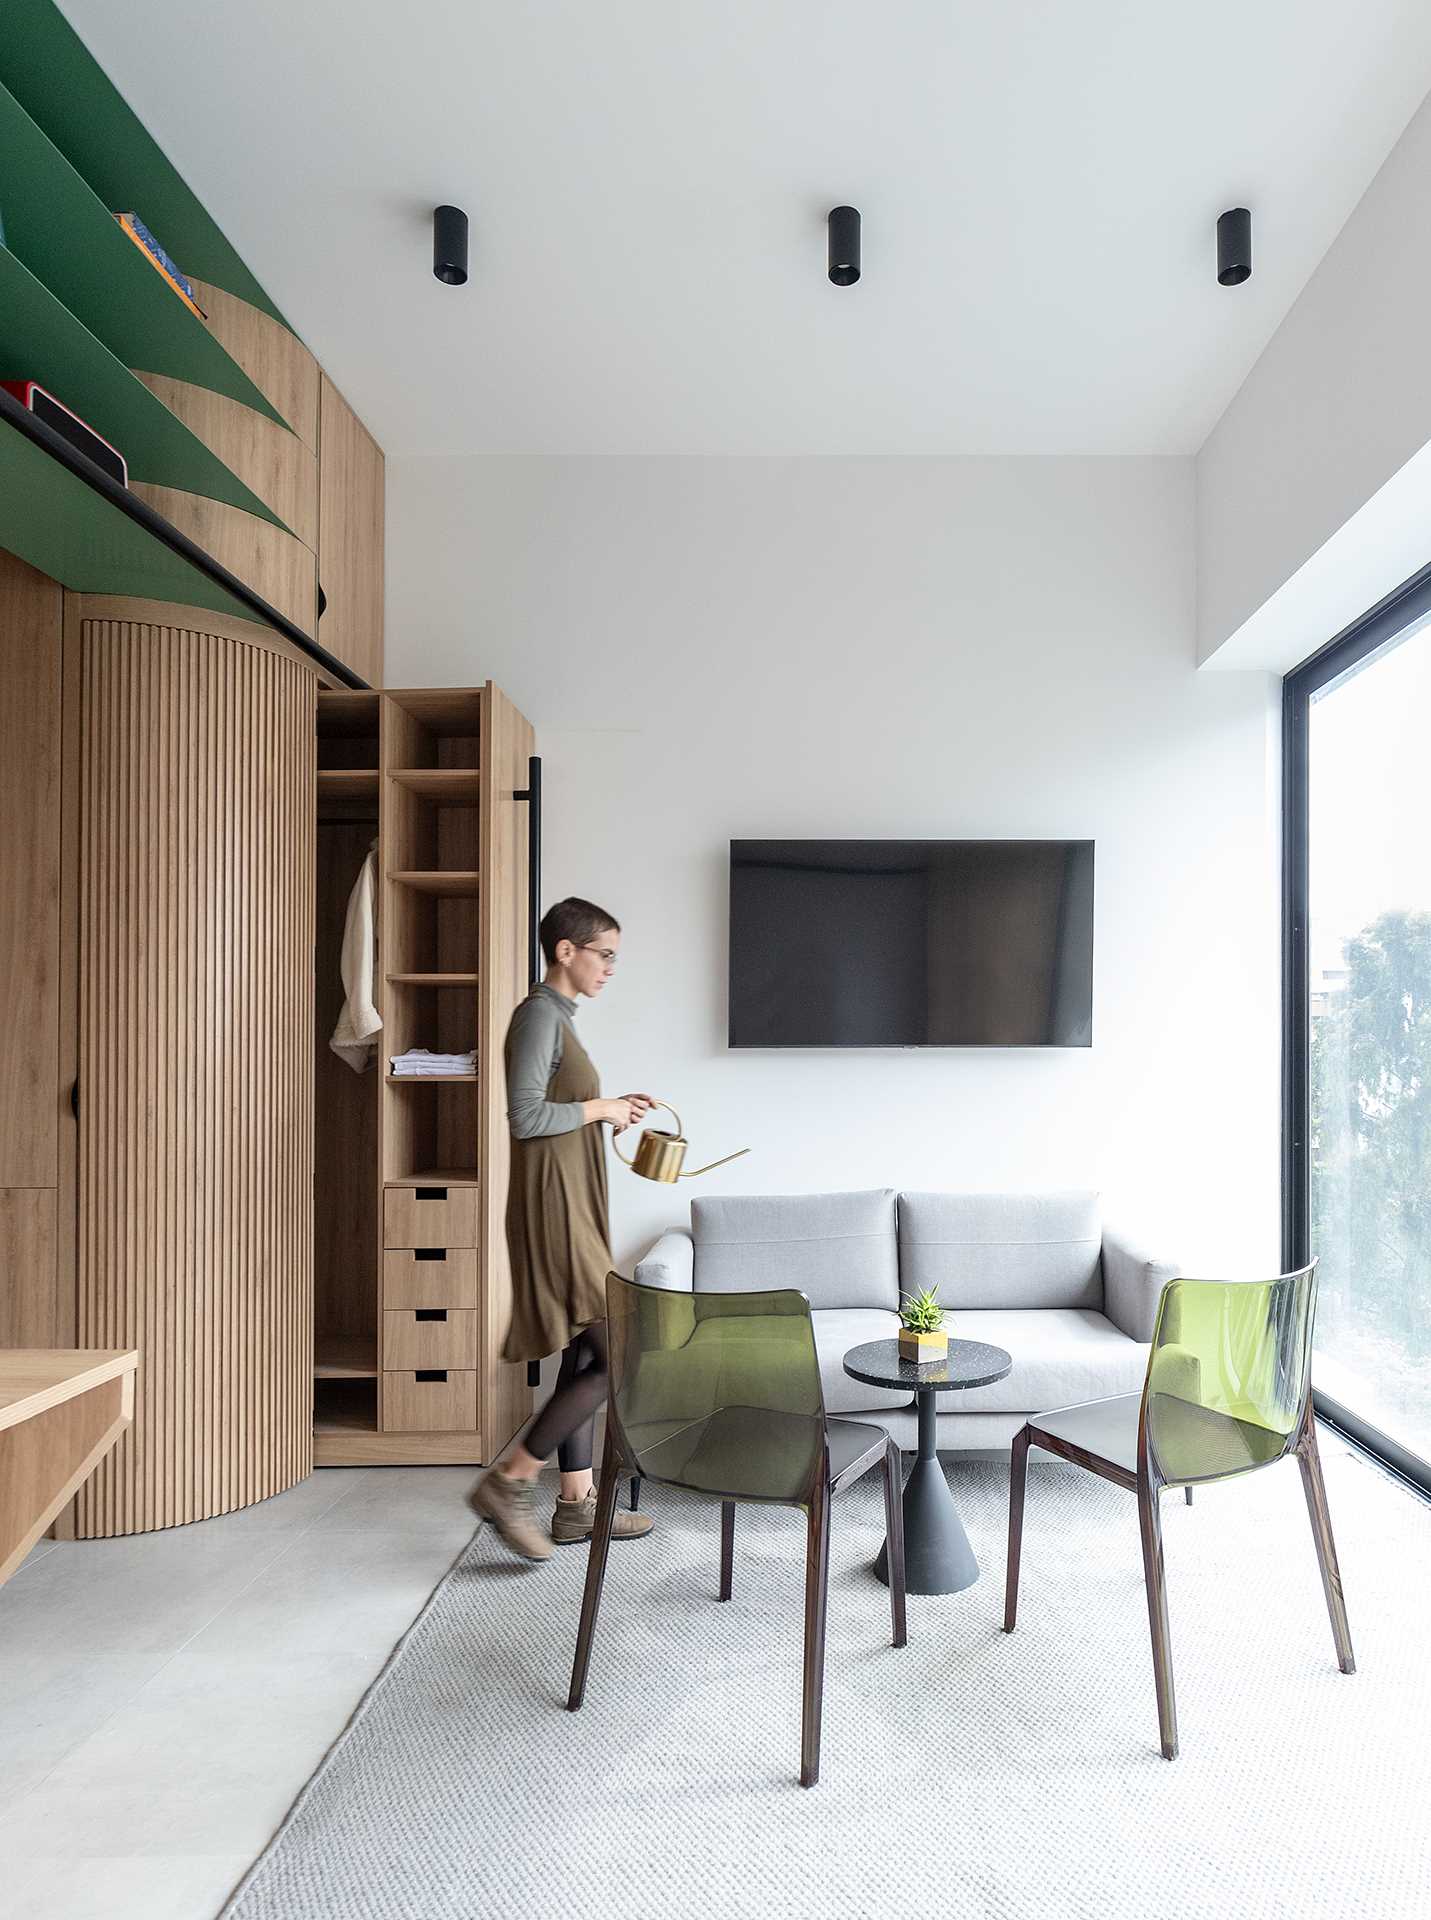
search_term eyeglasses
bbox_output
[580,944,619,967]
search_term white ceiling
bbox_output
[58,2,1431,456]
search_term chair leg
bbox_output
[800,1481,831,1788]
[1004,1425,1031,1633]
[718,1500,735,1601]
[567,1437,622,1711]
[881,1438,907,1648]
[1137,1479,1179,1759]
[1297,1420,1356,1675]
[630,1474,642,1514]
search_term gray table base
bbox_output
[874,1387,980,1595]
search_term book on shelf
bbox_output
[113,212,208,320]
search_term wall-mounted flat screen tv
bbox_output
[729,839,1094,1048]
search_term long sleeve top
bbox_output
[505,983,587,1140]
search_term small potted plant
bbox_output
[898,1286,948,1362]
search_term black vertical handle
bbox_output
[516,753,542,989]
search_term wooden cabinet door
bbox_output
[317,375,384,688]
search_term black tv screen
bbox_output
[728,839,1094,1048]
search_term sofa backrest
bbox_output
[898,1190,1103,1310]
[690,1189,899,1311]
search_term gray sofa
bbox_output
[634,1189,1178,1452]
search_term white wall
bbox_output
[388,456,1281,1275]
[1198,91,1431,668]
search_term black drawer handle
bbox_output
[414,1248,447,1262]
[415,1369,449,1383]
[415,1186,447,1202]
[415,1309,448,1323]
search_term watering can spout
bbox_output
[613,1102,750,1183]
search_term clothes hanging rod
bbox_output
[0,385,370,689]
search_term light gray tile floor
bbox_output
[0,1466,481,1920]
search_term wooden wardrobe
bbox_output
[313,684,535,1465]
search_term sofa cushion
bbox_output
[922,1308,1148,1412]
[811,1308,908,1414]
[692,1190,898,1311]
[898,1190,1103,1310]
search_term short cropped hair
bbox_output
[540,896,621,967]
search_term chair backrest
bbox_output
[605,1271,827,1504]
[1139,1262,1318,1487]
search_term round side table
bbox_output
[843,1337,1013,1595]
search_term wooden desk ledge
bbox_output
[0,1349,138,1585]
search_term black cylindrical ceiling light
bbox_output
[433,204,469,286]
[828,205,861,286]
[1217,207,1252,287]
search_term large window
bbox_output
[1285,574,1431,1489]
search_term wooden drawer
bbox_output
[384,1308,478,1370]
[382,1369,477,1432]
[383,1183,477,1249]
[383,1246,481,1310]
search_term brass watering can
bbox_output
[613,1101,750,1183]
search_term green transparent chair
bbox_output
[567,1272,907,1788]
[1003,1262,1355,1758]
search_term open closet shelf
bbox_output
[386,973,479,987]
[386,1074,477,1084]
[389,870,481,896]
[0,78,290,428]
[317,769,379,796]
[314,1335,378,1380]
[0,242,290,530]
[313,1381,378,1437]
[316,690,380,734]
[384,688,483,732]
[388,769,481,800]
[386,1169,480,1189]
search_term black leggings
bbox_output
[523,1323,609,1473]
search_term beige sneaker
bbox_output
[471,1469,552,1561]
[552,1488,654,1545]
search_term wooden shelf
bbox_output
[386,1073,476,1084]
[0,79,290,428]
[317,691,380,736]
[385,972,478,987]
[317,768,379,796]
[384,688,483,733]
[388,769,481,801]
[0,243,291,530]
[386,1168,479,1189]
[314,1335,378,1380]
[389,870,480,897]
[313,1378,377,1436]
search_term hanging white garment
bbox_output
[330,844,382,1072]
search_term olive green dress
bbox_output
[502,1013,613,1363]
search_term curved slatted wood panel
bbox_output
[74,615,316,1535]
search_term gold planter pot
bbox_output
[898,1328,949,1363]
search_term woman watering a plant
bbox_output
[472,897,657,1560]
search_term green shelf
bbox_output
[0,244,290,532]
[0,0,293,332]
[0,414,269,629]
[0,78,291,432]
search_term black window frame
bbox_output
[1283,559,1431,1498]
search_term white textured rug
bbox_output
[222,1442,1431,1920]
